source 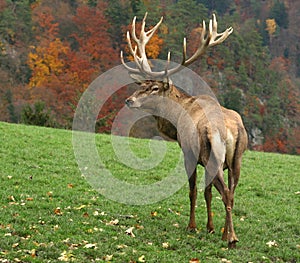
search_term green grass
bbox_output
[0,121,299,263]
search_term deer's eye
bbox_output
[151,85,159,93]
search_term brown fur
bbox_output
[126,81,248,248]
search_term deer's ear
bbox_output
[129,73,145,84]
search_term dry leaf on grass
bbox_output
[83,243,97,249]
[138,255,146,262]
[58,250,75,262]
[266,240,278,247]
[54,207,63,216]
[162,242,169,248]
[106,219,119,226]
[103,255,113,261]
[125,226,135,237]
[189,258,200,263]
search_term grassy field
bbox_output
[0,121,299,263]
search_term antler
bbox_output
[120,12,163,76]
[121,13,233,78]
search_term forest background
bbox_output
[0,0,299,154]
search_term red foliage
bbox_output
[97,86,131,134]
[71,2,118,74]
[263,129,288,154]
[269,56,290,73]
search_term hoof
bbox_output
[186,226,197,232]
[228,240,239,249]
[207,229,215,234]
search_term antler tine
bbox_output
[177,20,210,68]
[120,31,142,73]
[120,50,140,73]
[209,13,233,46]
[172,14,232,69]
[140,12,147,39]
[145,16,163,40]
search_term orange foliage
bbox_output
[263,129,288,153]
[26,1,119,125]
[28,39,69,88]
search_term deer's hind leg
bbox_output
[204,182,214,233]
[213,168,239,248]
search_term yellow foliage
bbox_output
[266,18,276,37]
[28,38,69,88]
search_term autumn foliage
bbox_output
[0,0,299,154]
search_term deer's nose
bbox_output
[125,98,133,107]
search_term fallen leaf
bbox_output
[266,240,278,247]
[93,211,99,216]
[125,227,135,237]
[83,243,97,249]
[8,196,15,202]
[106,219,119,226]
[240,216,246,221]
[67,184,74,188]
[74,205,86,210]
[30,249,37,258]
[54,207,63,216]
[151,211,157,217]
[117,244,128,249]
[221,259,232,263]
[138,255,145,262]
[26,197,34,201]
[162,242,169,248]
[103,255,113,261]
[58,250,75,261]
[12,243,19,248]
[189,258,200,263]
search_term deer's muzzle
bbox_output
[125,98,135,107]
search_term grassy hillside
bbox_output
[0,122,299,263]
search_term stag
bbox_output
[121,13,248,248]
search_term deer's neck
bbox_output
[168,85,190,103]
[153,85,191,141]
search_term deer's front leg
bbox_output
[183,150,198,231]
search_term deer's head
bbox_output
[121,13,233,110]
[125,80,170,110]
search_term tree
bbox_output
[105,0,131,48]
[265,18,277,39]
[164,0,208,60]
[70,1,118,85]
[198,0,231,15]
[270,0,288,29]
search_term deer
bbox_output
[121,13,248,248]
